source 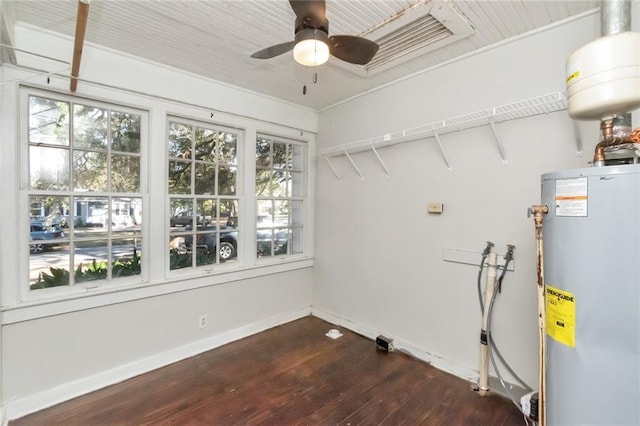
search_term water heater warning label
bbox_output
[546,285,576,348]
[555,177,588,217]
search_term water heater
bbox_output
[566,31,640,120]
[541,164,640,424]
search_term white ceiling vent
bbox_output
[332,0,474,77]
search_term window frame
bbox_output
[166,115,244,276]
[255,133,309,261]
[19,87,150,301]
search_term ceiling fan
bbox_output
[250,0,379,67]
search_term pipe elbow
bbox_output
[593,141,607,167]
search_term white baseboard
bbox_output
[311,306,480,383]
[4,306,312,424]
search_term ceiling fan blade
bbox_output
[329,35,379,65]
[250,41,296,59]
[289,0,325,20]
[290,0,326,29]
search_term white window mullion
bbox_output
[242,126,257,267]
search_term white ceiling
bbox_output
[5,0,598,111]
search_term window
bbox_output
[26,93,145,291]
[256,135,306,258]
[167,118,240,271]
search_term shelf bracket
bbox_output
[573,121,584,158]
[344,149,364,178]
[370,145,390,177]
[322,154,342,180]
[489,116,509,165]
[433,129,452,171]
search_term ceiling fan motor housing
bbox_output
[295,28,330,45]
[295,16,329,35]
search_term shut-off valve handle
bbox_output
[498,244,516,293]
[482,241,495,257]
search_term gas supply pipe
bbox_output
[529,204,549,426]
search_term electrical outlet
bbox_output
[199,314,208,329]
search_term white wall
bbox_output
[313,11,625,387]
[1,24,315,420]
[2,270,312,416]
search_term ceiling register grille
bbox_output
[367,15,452,71]
[330,1,474,77]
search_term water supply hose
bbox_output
[477,244,532,393]
[478,251,498,395]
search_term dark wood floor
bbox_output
[11,316,523,425]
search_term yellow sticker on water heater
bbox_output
[546,285,576,348]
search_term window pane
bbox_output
[29,96,69,146]
[30,242,71,290]
[291,228,303,254]
[112,238,141,279]
[73,150,108,192]
[194,230,216,267]
[272,170,291,197]
[112,197,142,230]
[170,199,193,229]
[291,145,304,171]
[168,122,193,159]
[195,127,216,162]
[218,166,236,195]
[196,199,216,227]
[291,200,303,227]
[194,162,215,195]
[220,199,239,263]
[256,137,271,168]
[272,142,288,169]
[291,171,304,197]
[74,240,109,283]
[111,111,141,153]
[29,220,66,251]
[220,228,238,263]
[73,104,108,150]
[257,200,273,228]
[219,199,238,227]
[29,195,70,227]
[111,154,140,193]
[29,146,69,190]
[169,160,191,194]
[255,170,272,196]
[73,196,110,237]
[257,229,273,257]
[274,200,289,226]
[219,132,237,165]
[169,246,191,270]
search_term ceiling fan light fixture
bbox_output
[293,29,330,66]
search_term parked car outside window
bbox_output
[170,211,209,227]
[29,222,64,253]
[175,225,289,261]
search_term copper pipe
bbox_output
[592,120,640,166]
[529,204,548,426]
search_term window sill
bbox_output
[1,256,314,324]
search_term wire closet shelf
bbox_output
[317,91,569,177]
